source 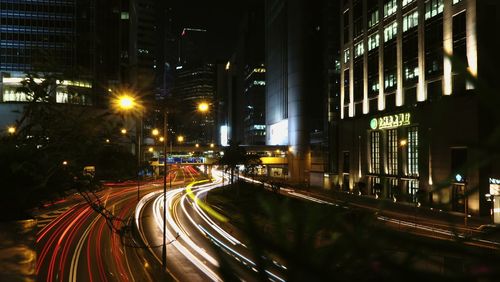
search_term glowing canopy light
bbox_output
[220,125,228,146]
[269,120,288,145]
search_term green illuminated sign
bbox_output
[370,113,411,130]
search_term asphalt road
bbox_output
[135,168,287,282]
[35,167,193,282]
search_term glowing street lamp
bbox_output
[62,160,68,166]
[148,147,154,153]
[195,143,199,148]
[152,128,160,136]
[159,136,165,142]
[113,93,143,202]
[177,135,184,143]
[117,95,135,110]
[7,126,15,134]
[121,128,127,135]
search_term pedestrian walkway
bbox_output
[242,175,500,247]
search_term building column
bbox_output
[362,0,369,114]
[466,0,477,89]
[396,0,404,106]
[377,0,385,111]
[287,0,310,183]
[443,0,453,95]
[417,0,427,101]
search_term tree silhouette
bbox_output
[217,140,262,195]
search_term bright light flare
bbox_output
[117,95,135,110]
[7,126,16,134]
[198,102,209,113]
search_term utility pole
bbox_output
[162,110,168,270]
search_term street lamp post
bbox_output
[115,94,143,201]
[162,110,168,270]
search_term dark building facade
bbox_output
[265,0,329,183]
[337,0,499,219]
[220,3,266,146]
[243,64,266,145]
[172,63,215,145]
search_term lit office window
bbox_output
[404,67,419,80]
[371,176,381,196]
[368,10,379,28]
[384,0,397,18]
[384,21,398,42]
[425,0,444,20]
[389,178,399,199]
[408,126,419,176]
[354,42,364,58]
[387,129,398,175]
[403,0,416,7]
[344,48,350,63]
[370,131,381,174]
[368,33,380,51]
[408,180,419,202]
[403,11,419,32]
[384,73,396,89]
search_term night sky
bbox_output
[170,0,260,60]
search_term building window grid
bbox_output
[403,11,419,32]
[384,0,397,18]
[370,131,381,174]
[408,127,419,176]
[387,129,398,175]
[368,33,379,51]
[425,0,444,20]
[384,21,398,42]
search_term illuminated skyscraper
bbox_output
[337,0,499,218]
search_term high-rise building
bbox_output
[265,0,328,183]
[337,0,499,218]
[172,63,215,145]
[0,0,97,130]
[244,64,266,145]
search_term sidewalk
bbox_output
[246,176,496,235]
[293,185,490,230]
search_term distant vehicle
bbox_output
[83,166,95,178]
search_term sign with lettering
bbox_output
[370,113,411,130]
